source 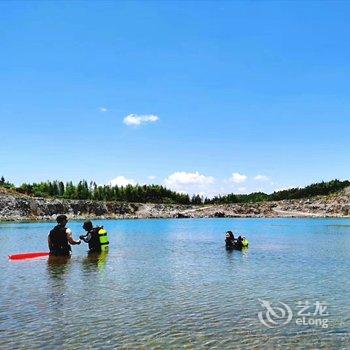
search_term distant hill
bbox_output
[207,179,350,204]
[0,182,350,221]
[0,177,349,205]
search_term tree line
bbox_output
[0,176,349,205]
[0,177,195,204]
[207,179,350,204]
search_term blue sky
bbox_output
[1,1,350,197]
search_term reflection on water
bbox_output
[82,251,109,272]
[47,255,71,279]
[1,218,350,349]
[46,255,72,348]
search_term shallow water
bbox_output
[1,218,350,349]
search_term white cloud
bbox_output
[108,176,136,187]
[164,171,215,196]
[238,187,247,193]
[178,190,188,195]
[148,175,156,180]
[123,114,159,126]
[274,185,297,192]
[99,107,108,112]
[165,171,214,186]
[229,172,247,184]
[254,174,270,181]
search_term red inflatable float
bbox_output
[8,252,50,260]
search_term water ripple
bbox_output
[1,218,350,348]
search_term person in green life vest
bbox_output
[80,220,109,253]
[48,215,81,256]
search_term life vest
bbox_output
[49,225,70,256]
[87,227,109,252]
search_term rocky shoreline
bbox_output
[1,187,350,221]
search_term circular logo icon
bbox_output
[258,298,293,328]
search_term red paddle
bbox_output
[8,252,50,260]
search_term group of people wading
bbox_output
[48,215,247,256]
[48,215,109,256]
[225,230,248,250]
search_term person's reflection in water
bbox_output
[82,251,109,273]
[47,255,71,279]
[47,255,71,306]
[46,255,71,348]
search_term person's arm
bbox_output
[79,232,91,243]
[66,228,81,245]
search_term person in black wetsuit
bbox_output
[235,235,243,250]
[79,220,103,253]
[225,231,235,250]
[48,215,81,256]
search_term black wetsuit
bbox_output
[82,227,101,252]
[235,237,243,250]
[225,237,235,250]
[234,241,243,250]
[49,225,71,256]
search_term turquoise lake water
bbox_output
[1,218,350,349]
